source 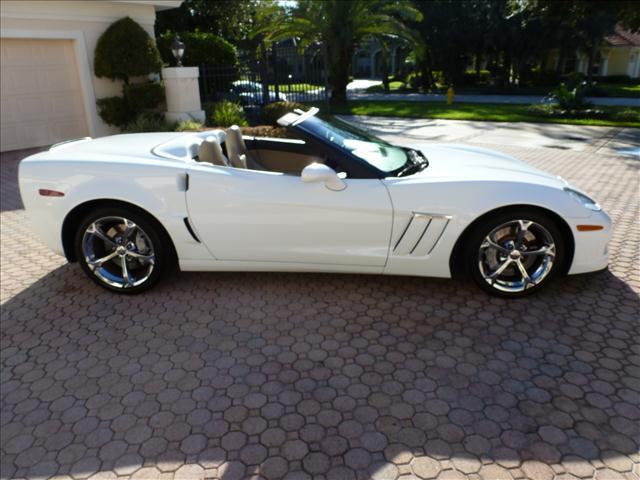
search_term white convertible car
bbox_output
[19,108,611,297]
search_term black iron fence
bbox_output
[198,43,329,119]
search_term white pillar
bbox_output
[162,67,205,124]
[600,50,609,76]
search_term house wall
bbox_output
[606,48,631,76]
[1,1,161,138]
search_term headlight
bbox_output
[564,187,601,211]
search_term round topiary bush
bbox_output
[94,17,165,129]
[94,17,163,82]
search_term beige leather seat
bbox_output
[198,137,228,166]
[226,125,261,170]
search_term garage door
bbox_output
[1,38,89,152]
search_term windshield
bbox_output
[295,116,407,172]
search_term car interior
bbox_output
[196,125,326,176]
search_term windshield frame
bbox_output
[287,114,409,179]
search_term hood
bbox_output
[410,144,567,189]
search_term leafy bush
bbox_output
[122,113,171,133]
[611,108,640,122]
[94,17,164,128]
[562,71,586,89]
[94,17,162,82]
[458,70,491,87]
[406,72,422,90]
[123,82,165,112]
[174,119,203,131]
[209,100,248,127]
[525,103,555,117]
[96,96,132,127]
[261,101,308,125]
[157,31,238,67]
[550,83,592,110]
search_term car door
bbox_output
[186,164,392,267]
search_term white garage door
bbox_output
[1,38,89,152]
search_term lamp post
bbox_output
[171,34,185,67]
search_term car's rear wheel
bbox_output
[466,210,565,297]
[74,207,169,293]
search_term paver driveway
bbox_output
[1,123,639,480]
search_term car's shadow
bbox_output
[1,265,639,479]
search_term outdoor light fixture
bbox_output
[171,34,185,67]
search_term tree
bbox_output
[155,0,269,48]
[536,0,639,82]
[94,17,164,128]
[95,17,162,83]
[255,0,421,103]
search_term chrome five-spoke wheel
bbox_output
[80,215,157,290]
[478,219,555,293]
[467,211,564,297]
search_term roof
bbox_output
[604,24,640,47]
[111,1,183,11]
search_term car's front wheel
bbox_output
[74,207,170,293]
[466,210,565,297]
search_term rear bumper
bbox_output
[568,210,613,275]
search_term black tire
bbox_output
[465,209,565,298]
[74,207,171,294]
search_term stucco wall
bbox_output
[607,48,631,76]
[1,1,161,137]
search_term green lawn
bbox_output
[269,83,323,92]
[365,81,408,93]
[318,101,640,127]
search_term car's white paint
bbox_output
[187,163,391,266]
[18,130,612,281]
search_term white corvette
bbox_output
[19,108,611,297]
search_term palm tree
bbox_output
[254,0,420,103]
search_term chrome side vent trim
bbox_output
[393,212,451,256]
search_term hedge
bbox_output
[157,31,238,67]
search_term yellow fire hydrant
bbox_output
[447,85,454,105]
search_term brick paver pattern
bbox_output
[1,137,639,480]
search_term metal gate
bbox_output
[199,42,329,117]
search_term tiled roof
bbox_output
[604,24,640,47]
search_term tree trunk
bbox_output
[328,44,352,104]
[381,48,390,93]
[420,50,434,92]
[586,41,598,84]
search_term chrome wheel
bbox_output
[82,216,155,289]
[478,219,556,293]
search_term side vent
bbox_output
[393,213,451,256]
[183,217,200,243]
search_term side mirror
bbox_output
[301,163,346,191]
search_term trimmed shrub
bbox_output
[209,100,247,127]
[525,103,555,117]
[94,17,162,82]
[550,83,592,110]
[261,101,308,125]
[94,17,164,128]
[174,119,204,131]
[157,31,238,67]
[122,113,171,133]
[124,82,165,112]
[612,108,640,122]
[96,96,132,127]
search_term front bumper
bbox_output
[568,209,613,275]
